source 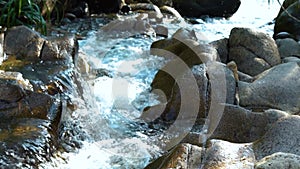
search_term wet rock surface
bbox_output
[0,25,85,167]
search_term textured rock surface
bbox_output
[203,139,255,169]
[238,62,300,114]
[211,104,288,143]
[255,152,300,169]
[144,62,236,123]
[210,38,229,63]
[276,38,300,58]
[229,27,281,76]
[4,26,45,60]
[253,116,300,160]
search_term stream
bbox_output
[43,0,283,168]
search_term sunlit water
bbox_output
[43,0,283,168]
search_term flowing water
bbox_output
[43,0,283,168]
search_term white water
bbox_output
[43,0,283,168]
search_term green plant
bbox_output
[0,0,47,35]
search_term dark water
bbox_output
[42,0,283,168]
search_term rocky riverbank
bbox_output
[0,25,90,168]
[0,0,299,168]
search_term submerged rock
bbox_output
[0,118,57,168]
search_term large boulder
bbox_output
[142,62,236,123]
[253,116,300,160]
[238,62,300,114]
[274,0,300,40]
[4,26,45,60]
[210,104,288,143]
[172,0,241,18]
[276,38,300,59]
[229,27,281,76]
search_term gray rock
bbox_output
[210,104,288,143]
[255,152,300,169]
[150,28,218,69]
[203,139,255,169]
[4,26,45,60]
[100,13,155,37]
[229,27,281,76]
[144,62,236,123]
[41,34,78,61]
[238,62,300,114]
[209,38,229,63]
[282,56,300,64]
[276,38,300,58]
[253,115,300,160]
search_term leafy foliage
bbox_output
[0,0,47,35]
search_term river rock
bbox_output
[276,38,300,59]
[238,62,300,114]
[41,34,78,61]
[209,38,229,63]
[4,26,45,60]
[151,28,218,67]
[282,56,300,64]
[144,62,236,123]
[255,152,300,169]
[144,143,203,169]
[229,27,281,76]
[210,104,288,143]
[274,0,300,40]
[172,0,241,18]
[100,13,155,37]
[253,115,300,160]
